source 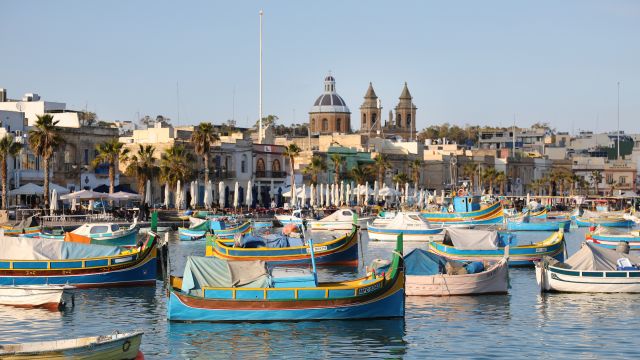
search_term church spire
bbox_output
[364,82,377,99]
[399,82,412,100]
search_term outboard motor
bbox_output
[616,241,630,255]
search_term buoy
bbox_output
[135,351,145,360]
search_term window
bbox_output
[311,118,315,131]
[396,113,401,126]
[406,114,411,128]
[620,176,626,184]
[372,113,377,127]
[84,149,89,165]
[362,114,367,128]
[241,154,247,173]
[322,119,328,131]
[90,226,109,234]
[272,159,281,172]
[256,158,265,173]
[606,174,613,184]
[336,118,341,131]
[110,224,120,232]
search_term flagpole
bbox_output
[258,9,264,143]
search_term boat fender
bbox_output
[123,340,131,352]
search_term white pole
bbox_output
[617,81,620,160]
[258,9,264,144]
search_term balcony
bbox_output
[208,169,236,179]
[255,171,286,179]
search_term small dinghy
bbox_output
[368,212,444,241]
[0,285,68,310]
[586,226,640,250]
[536,242,640,293]
[0,330,143,359]
[307,208,370,231]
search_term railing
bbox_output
[255,171,286,178]
[209,170,236,179]
[39,213,117,226]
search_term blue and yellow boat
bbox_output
[586,227,640,250]
[39,223,140,247]
[429,228,565,267]
[178,217,210,240]
[205,226,359,266]
[0,233,157,287]
[575,216,634,228]
[167,235,405,322]
[420,198,504,225]
[506,216,571,232]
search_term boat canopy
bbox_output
[318,208,355,222]
[189,217,208,228]
[71,223,122,236]
[0,236,122,261]
[404,248,447,276]
[238,234,304,248]
[561,242,640,271]
[385,212,430,229]
[180,256,271,295]
[446,228,498,250]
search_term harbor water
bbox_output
[2,227,640,359]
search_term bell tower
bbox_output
[394,82,417,140]
[359,82,382,136]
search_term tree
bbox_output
[302,155,326,185]
[160,145,195,191]
[481,167,498,194]
[28,114,63,207]
[92,138,127,194]
[392,173,410,187]
[371,154,390,186]
[350,166,372,185]
[409,159,423,187]
[283,144,302,201]
[330,154,345,185]
[0,135,21,209]
[190,122,219,184]
[254,114,278,129]
[123,144,158,202]
[591,170,603,196]
[78,111,97,126]
[462,162,478,189]
[495,171,507,195]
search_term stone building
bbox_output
[309,74,351,134]
[359,82,417,141]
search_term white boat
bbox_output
[403,248,509,296]
[307,208,371,231]
[367,212,444,241]
[275,209,305,226]
[536,242,640,293]
[0,331,143,359]
[0,285,67,309]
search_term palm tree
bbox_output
[283,144,302,198]
[392,173,410,187]
[123,144,158,202]
[330,153,345,185]
[591,170,603,195]
[495,171,507,195]
[0,135,21,209]
[92,138,127,194]
[302,155,327,184]
[371,154,390,186]
[409,159,423,187]
[160,144,195,192]
[481,167,498,194]
[462,162,478,189]
[190,122,219,184]
[28,114,63,206]
[350,166,372,185]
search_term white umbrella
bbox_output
[204,181,211,209]
[49,189,58,212]
[60,189,110,200]
[404,183,409,205]
[302,184,307,208]
[346,183,351,206]
[374,181,379,202]
[291,182,297,208]
[233,181,239,208]
[181,184,187,209]
[145,180,152,205]
[189,181,195,208]
[164,185,170,208]
[219,181,225,208]
[365,182,370,206]
[71,198,77,212]
[318,184,323,207]
[194,180,199,208]
[175,180,182,210]
[310,184,315,207]
[325,184,330,207]
[246,180,253,208]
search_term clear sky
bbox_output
[2,0,639,133]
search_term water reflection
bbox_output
[168,319,406,359]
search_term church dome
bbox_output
[309,73,350,114]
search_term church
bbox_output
[308,73,417,140]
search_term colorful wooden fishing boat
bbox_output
[526,208,548,219]
[0,233,157,287]
[39,223,140,247]
[214,221,251,239]
[0,331,143,359]
[536,242,640,293]
[586,227,640,250]
[575,216,634,228]
[308,208,370,231]
[178,217,210,240]
[0,285,67,310]
[167,235,405,322]
[2,226,41,237]
[205,227,359,266]
[506,217,571,231]
[401,249,509,296]
[368,212,444,241]
[428,228,565,267]
[420,198,504,225]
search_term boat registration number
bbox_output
[358,282,382,295]
[535,248,547,253]
[306,246,328,253]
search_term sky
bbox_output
[1,0,639,133]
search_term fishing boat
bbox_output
[205,226,359,266]
[2,216,40,237]
[308,208,369,231]
[586,226,640,250]
[178,217,210,240]
[0,331,143,359]
[0,285,67,309]
[506,216,571,232]
[420,197,504,226]
[536,242,640,293]
[428,228,565,267]
[40,222,140,247]
[575,216,634,228]
[368,212,444,241]
[401,248,509,296]
[274,209,305,226]
[213,221,251,239]
[167,235,405,322]
[526,208,548,219]
[0,233,157,287]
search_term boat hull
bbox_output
[0,285,64,309]
[536,263,640,293]
[575,217,634,228]
[213,221,251,239]
[506,220,571,232]
[308,218,369,231]
[406,259,509,296]
[587,235,640,250]
[368,227,444,242]
[2,226,41,237]
[40,227,140,247]
[421,201,504,225]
